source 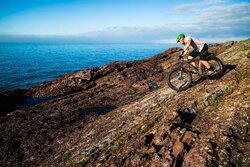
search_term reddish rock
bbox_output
[181,131,196,145]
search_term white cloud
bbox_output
[159,1,250,42]
[202,0,229,5]
[195,2,250,34]
[80,1,250,43]
[174,0,229,14]
[174,4,197,14]
[1,1,249,43]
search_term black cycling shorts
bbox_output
[189,43,208,60]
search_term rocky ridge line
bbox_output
[0,39,249,166]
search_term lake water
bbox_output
[0,43,177,91]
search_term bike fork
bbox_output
[178,67,183,81]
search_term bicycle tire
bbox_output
[167,67,192,91]
[201,57,224,79]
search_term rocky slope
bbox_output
[0,39,249,167]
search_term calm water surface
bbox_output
[0,43,177,91]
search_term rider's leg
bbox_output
[200,44,211,69]
[200,60,211,69]
[200,44,215,74]
[189,50,199,67]
[202,60,215,75]
[188,56,196,67]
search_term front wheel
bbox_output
[167,67,192,91]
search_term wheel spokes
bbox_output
[170,70,190,89]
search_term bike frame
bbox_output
[178,56,205,77]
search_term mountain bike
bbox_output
[167,52,224,91]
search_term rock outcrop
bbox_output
[0,39,249,166]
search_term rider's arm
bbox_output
[183,39,191,55]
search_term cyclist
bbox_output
[176,33,215,74]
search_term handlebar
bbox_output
[177,49,189,61]
[178,55,183,60]
[178,55,189,62]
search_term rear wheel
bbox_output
[201,57,224,79]
[167,67,192,91]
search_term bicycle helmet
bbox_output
[177,33,185,43]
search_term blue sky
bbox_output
[0,0,249,43]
